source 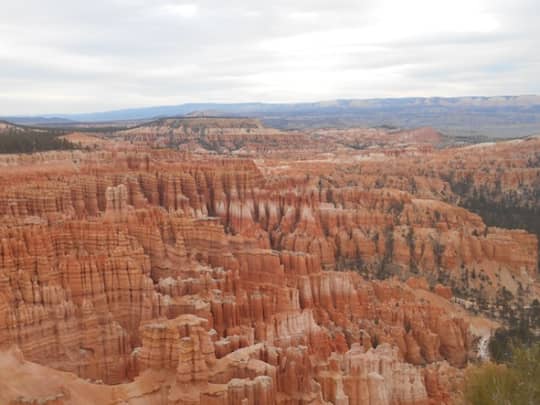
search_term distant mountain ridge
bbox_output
[3,95,540,138]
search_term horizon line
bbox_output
[2,94,539,119]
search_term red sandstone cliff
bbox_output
[0,121,538,404]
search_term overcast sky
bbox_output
[1,0,539,115]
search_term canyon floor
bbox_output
[1,118,539,404]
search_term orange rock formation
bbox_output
[0,119,538,404]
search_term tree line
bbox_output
[0,129,76,154]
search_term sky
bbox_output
[0,0,539,115]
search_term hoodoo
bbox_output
[0,118,539,404]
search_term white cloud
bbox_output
[0,0,537,114]
[156,3,199,18]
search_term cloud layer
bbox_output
[1,0,539,114]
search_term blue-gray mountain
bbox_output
[3,95,540,138]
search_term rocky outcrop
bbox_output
[1,122,539,404]
[319,343,429,405]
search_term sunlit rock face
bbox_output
[1,119,538,404]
